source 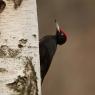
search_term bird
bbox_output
[39,20,67,83]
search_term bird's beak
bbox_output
[55,20,60,31]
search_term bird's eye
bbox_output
[60,32,64,36]
[61,33,64,35]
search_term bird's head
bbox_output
[55,20,67,45]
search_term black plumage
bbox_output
[39,21,67,83]
[40,36,57,82]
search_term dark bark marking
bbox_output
[7,57,38,95]
[0,45,20,58]
[18,39,28,48]
[13,0,23,9]
[32,34,37,38]
[0,68,8,73]
[0,0,6,13]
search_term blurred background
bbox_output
[37,0,95,95]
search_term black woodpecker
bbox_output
[39,20,67,83]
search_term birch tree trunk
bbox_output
[0,0,41,95]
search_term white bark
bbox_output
[0,0,41,95]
